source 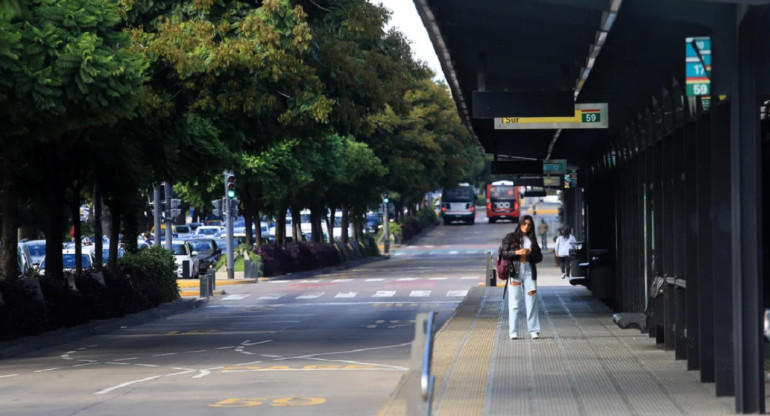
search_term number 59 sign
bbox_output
[686,36,711,97]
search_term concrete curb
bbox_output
[0,297,206,360]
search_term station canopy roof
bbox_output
[414,0,744,168]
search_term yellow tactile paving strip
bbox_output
[379,286,499,416]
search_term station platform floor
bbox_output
[379,267,738,416]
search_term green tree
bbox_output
[0,0,147,280]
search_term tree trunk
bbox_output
[326,206,335,243]
[275,206,286,245]
[290,206,301,242]
[0,165,19,280]
[310,201,323,243]
[93,183,103,269]
[341,207,349,244]
[108,207,120,274]
[70,196,82,274]
[44,187,65,282]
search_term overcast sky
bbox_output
[375,0,445,82]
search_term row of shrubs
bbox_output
[0,246,179,342]
[254,232,381,277]
[0,212,437,341]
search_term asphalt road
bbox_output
[0,211,519,416]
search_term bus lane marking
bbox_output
[209,397,326,408]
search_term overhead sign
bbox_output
[542,159,567,175]
[512,176,544,187]
[494,103,608,129]
[543,176,561,188]
[685,36,711,96]
[564,170,579,189]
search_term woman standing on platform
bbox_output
[501,215,543,340]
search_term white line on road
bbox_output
[410,290,431,297]
[461,276,479,280]
[396,277,417,281]
[429,277,448,280]
[152,353,177,357]
[331,279,352,282]
[94,376,162,395]
[365,278,385,281]
[259,294,283,300]
[373,291,396,297]
[0,374,18,379]
[335,292,357,298]
[34,368,59,373]
[448,251,459,254]
[296,292,324,299]
[447,290,469,297]
[267,280,290,284]
[222,294,251,301]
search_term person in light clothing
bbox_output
[554,227,577,278]
[536,218,549,249]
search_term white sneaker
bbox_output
[510,332,518,339]
[530,333,539,339]
[561,273,566,279]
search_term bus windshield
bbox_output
[443,187,474,202]
[489,185,517,200]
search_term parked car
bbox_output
[174,224,193,239]
[171,240,200,278]
[186,238,221,270]
[38,249,95,276]
[194,225,223,237]
[18,239,46,275]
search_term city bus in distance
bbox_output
[486,180,520,223]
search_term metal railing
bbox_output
[408,311,437,416]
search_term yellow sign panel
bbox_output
[494,103,608,129]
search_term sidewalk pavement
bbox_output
[380,265,736,416]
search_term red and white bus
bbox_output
[486,180,520,223]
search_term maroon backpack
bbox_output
[496,244,510,280]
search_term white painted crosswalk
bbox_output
[223,289,471,301]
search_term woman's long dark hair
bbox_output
[512,215,539,248]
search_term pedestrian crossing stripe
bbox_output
[373,291,396,297]
[335,292,357,298]
[296,292,324,299]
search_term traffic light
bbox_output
[212,199,222,217]
[382,191,389,204]
[225,172,236,198]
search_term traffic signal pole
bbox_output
[153,185,161,246]
[383,191,390,254]
[224,171,235,279]
[164,181,172,251]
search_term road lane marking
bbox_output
[373,291,396,297]
[364,278,384,281]
[95,375,162,395]
[396,278,417,281]
[331,279,352,282]
[448,250,459,254]
[34,368,59,373]
[335,292,357,298]
[461,276,479,280]
[0,374,18,378]
[258,294,283,300]
[296,292,324,299]
[267,281,289,284]
[152,353,177,357]
[429,277,448,280]
[222,294,251,301]
[447,290,469,297]
[409,290,431,297]
[299,280,320,283]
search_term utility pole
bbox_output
[383,191,390,254]
[164,181,172,251]
[224,171,236,279]
[153,185,161,246]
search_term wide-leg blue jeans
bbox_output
[508,262,540,336]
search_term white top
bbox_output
[523,236,532,250]
[555,235,577,256]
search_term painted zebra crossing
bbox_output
[249,289,469,301]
